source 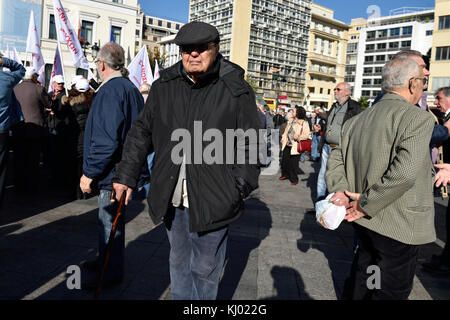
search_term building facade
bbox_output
[429,0,450,96]
[353,8,434,102]
[142,15,184,55]
[159,34,181,68]
[344,18,367,97]
[38,0,142,85]
[189,0,312,107]
[304,3,349,110]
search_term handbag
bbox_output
[297,120,312,152]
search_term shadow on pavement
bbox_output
[218,197,271,299]
[260,266,313,300]
[0,196,153,300]
[297,211,355,300]
[302,160,321,205]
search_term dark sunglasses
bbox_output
[180,43,215,54]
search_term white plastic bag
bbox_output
[315,193,346,230]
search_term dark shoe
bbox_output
[291,181,298,185]
[81,259,100,272]
[279,176,288,180]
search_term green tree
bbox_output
[245,74,259,93]
[358,96,370,110]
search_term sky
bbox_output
[139,0,436,24]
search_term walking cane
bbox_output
[93,190,126,300]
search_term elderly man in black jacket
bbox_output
[112,22,261,300]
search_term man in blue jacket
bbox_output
[0,55,26,207]
[79,43,144,288]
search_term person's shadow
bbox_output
[260,266,313,300]
[296,212,355,299]
[217,196,272,299]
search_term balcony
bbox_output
[309,52,338,65]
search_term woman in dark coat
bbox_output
[61,78,93,199]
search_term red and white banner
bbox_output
[12,48,23,65]
[26,10,45,85]
[52,0,93,79]
[153,59,160,82]
[48,47,63,93]
[127,45,154,89]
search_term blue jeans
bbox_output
[165,207,228,300]
[132,152,155,199]
[98,189,125,281]
[316,143,331,202]
[311,134,321,160]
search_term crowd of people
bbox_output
[1,20,450,300]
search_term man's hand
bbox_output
[313,124,321,132]
[80,175,93,194]
[329,191,350,208]
[112,182,133,205]
[344,190,366,222]
[435,163,450,187]
[294,134,299,141]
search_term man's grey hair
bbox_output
[97,42,129,77]
[381,57,421,92]
[391,49,423,61]
[435,87,450,98]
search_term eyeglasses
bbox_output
[180,43,215,54]
[333,88,342,91]
[410,77,428,86]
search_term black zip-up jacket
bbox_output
[113,54,262,232]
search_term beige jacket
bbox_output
[281,119,310,155]
[326,93,435,245]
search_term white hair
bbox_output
[382,57,421,92]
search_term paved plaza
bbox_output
[0,159,449,300]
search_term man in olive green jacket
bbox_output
[326,57,435,299]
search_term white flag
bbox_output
[153,60,160,82]
[2,45,11,71]
[26,11,45,85]
[12,48,23,65]
[48,47,64,93]
[127,45,154,89]
[52,0,93,79]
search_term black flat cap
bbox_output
[174,21,220,46]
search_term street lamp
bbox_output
[82,42,100,62]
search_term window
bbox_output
[364,67,372,74]
[376,55,385,62]
[439,15,450,30]
[436,46,450,61]
[81,20,93,45]
[308,87,315,94]
[378,29,387,38]
[363,79,372,85]
[367,31,375,39]
[389,42,399,49]
[426,30,433,36]
[49,14,57,39]
[153,36,158,42]
[351,35,357,40]
[365,56,374,62]
[111,26,121,44]
[377,43,386,50]
[167,22,171,29]
[136,29,140,36]
[401,40,411,48]
[390,28,400,36]
[176,24,180,30]
[366,44,375,51]
[375,66,382,73]
[402,26,412,35]
[374,78,382,85]
[320,88,323,94]
[148,18,153,24]
[432,77,450,91]
[328,89,331,95]
[112,0,123,3]
[158,20,162,27]
[362,90,371,97]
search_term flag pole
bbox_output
[57,41,69,96]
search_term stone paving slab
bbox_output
[0,159,449,300]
